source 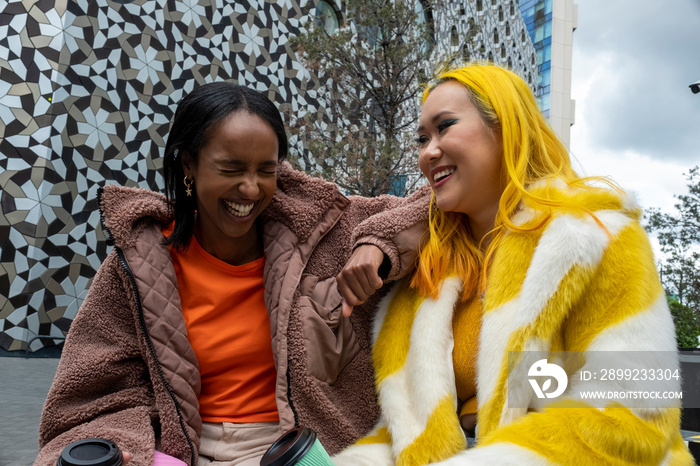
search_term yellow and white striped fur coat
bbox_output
[334,182,693,466]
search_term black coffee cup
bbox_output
[57,438,123,466]
[260,427,334,466]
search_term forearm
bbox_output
[36,407,156,466]
[354,219,426,281]
[350,185,430,280]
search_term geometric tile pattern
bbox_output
[432,0,538,87]
[0,0,536,352]
[0,0,312,352]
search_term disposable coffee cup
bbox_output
[57,438,123,466]
[260,427,334,466]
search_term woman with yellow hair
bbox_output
[334,64,693,465]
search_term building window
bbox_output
[416,0,432,25]
[499,6,504,21]
[535,2,545,21]
[462,44,471,62]
[505,21,510,36]
[493,28,499,43]
[315,0,340,36]
[415,0,434,51]
[451,26,459,47]
[545,0,553,15]
[477,0,482,11]
[510,2,515,16]
[501,47,506,59]
[534,24,544,42]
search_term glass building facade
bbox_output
[519,0,553,117]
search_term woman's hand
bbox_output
[336,245,386,317]
[122,451,132,464]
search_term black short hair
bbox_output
[162,82,288,250]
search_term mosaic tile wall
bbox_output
[0,0,536,352]
[432,0,538,86]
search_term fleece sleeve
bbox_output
[348,184,431,281]
[34,252,158,466]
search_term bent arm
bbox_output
[348,184,431,281]
[337,186,431,313]
[35,253,157,466]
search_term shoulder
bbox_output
[275,161,343,200]
[503,179,650,268]
[514,178,642,233]
[264,162,349,241]
[99,184,170,249]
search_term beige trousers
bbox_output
[198,421,281,466]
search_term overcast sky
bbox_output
[569,0,700,214]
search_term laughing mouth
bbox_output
[433,168,455,184]
[224,200,254,217]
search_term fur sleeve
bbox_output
[348,185,431,280]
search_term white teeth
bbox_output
[224,200,254,217]
[433,168,455,182]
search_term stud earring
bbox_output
[184,177,193,197]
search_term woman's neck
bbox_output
[193,222,264,266]
[467,204,499,247]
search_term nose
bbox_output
[238,174,261,199]
[418,139,442,170]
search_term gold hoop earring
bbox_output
[184,177,193,197]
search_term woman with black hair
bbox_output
[35,82,429,466]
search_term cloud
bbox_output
[572,0,700,163]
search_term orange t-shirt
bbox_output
[168,233,279,423]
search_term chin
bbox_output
[435,197,456,213]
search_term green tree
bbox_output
[646,166,700,312]
[667,295,699,348]
[289,0,435,196]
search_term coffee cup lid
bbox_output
[260,427,317,466]
[57,438,123,466]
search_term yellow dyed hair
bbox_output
[411,63,619,300]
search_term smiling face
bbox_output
[182,110,278,264]
[417,80,504,237]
